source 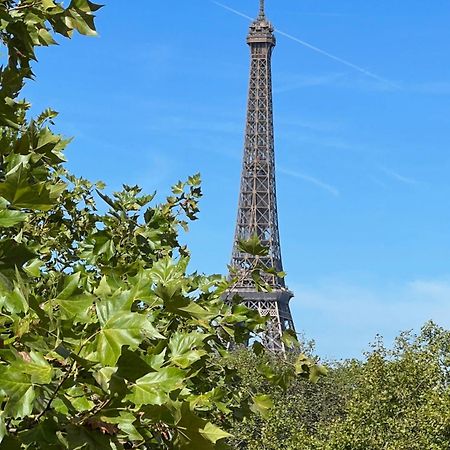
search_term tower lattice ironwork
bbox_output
[228,0,295,352]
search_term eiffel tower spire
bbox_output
[259,0,265,18]
[228,1,296,352]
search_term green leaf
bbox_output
[94,276,112,297]
[0,412,6,444]
[187,173,201,187]
[96,311,148,366]
[294,354,310,375]
[70,396,95,412]
[199,422,232,444]
[252,341,265,356]
[13,351,53,384]
[309,364,328,383]
[0,239,35,270]
[23,259,43,277]
[281,329,300,349]
[38,27,57,45]
[70,0,103,13]
[66,425,112,450]
[93,367,117,392]
[57,272,81,300]
[251,394,273,418]
[150,256,187,284]
[57,293,94,323]
[19,416,60,447]
[127,367,185,406]
[0,165,62,211]
[0,436,21,449]
[257,363,277,382]
[238,234,269,256]
[116,349,153,382]
[0,208,27,227]
[169,332,207,368]
[91,231,115,260]
[0,369,34,418]
[177,301,216,320]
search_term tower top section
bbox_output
[247,0,276,46]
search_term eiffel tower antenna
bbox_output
[259,0,265,17]
[227,0,296,353]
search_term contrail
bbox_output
[279,167,340,197]
[212,1,254,21]
[211,1,393,86]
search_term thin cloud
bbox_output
[211,1,395,87]
[380,166,417,185]
[274,73,347,93]
[291,277,450,359]
[369,176,389,189]
[279,167,340,197]
[278,116,344,133]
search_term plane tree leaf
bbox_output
[0,165,63,211]
[199,422,232,444]
[126,367,185,406]
[251,394,274,419]
[169,331,208,369]
[0,239,35,270]
[0,369,35,418]
[238,234,269,256]
[0,208,27,227]
[96,311,150,366]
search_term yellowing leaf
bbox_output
[199,422,232,444]
[13,351,53,384]
[251,394,273,418]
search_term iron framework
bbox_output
[228,0,296,352]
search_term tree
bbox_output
[225,343,346,450]
[0,2,321,448]
[322,322,450,450]
[227,323,450,450]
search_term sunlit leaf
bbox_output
[126,367,185,406]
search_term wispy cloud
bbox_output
[291,276,450,360]
[285,75,450,96]
[211,1,394,87]
[279,167,340,197]
[282,131,359,152]
[369,176,389,189]
[146,115,241,135]
[278,116,344,133]
[380,166,417,185]
[274,73,347,93]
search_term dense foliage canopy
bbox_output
[229,323,450,450]
[0,1,322,449]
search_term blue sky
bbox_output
[25,0,450,360]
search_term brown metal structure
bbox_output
[229,0,295,352]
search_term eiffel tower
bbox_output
[228,0,296,352]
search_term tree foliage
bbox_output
[229,323,450,450]
[0,2,323,448]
